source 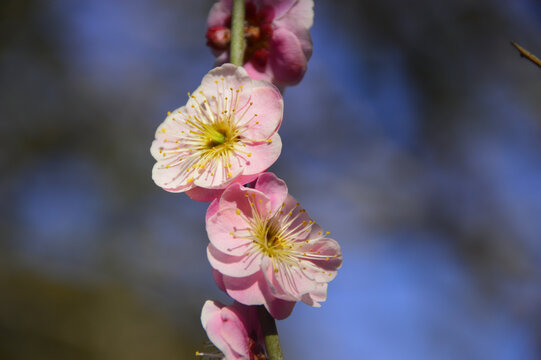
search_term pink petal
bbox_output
[206,198,220,221]
[218,184,271,220]
[261,255,319,301]
[260,284,297,320]
[187,187,225,203]
[207,243,262,277]
[151,159,195,193]
[269,27,308,86]
[207,0,232,28]
[222,271,267,305]
[237,84,283,140]
[199,64,253,96]
[203,306,234,358]
[241,133,282,176]
[219,307,251,356]
[273,0,314,29]
[206,208,253,256]
[301,237,343,281]
[259,0,296,20]
[193,151,245,189]
[220,271,296,320]
[300,282,328,307]
[201,300,224,329]
[254,172,288,214]
[243,61,273,82]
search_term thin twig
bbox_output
[511,41,541,68]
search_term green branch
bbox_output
[230,0,246,66]
[257,306,285,360]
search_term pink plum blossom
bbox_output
[198,300,265,360]
[150,64,283,201]
[206,0,314,88]
[206,172,342,319]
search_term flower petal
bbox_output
[269,27,308,85]
[219,183,271,220]
[207,208,253,257]
[237,84,283,140]
[187,187,225,203]
[207,243,262,277]
[254,172,288,213]
[241,133,282,176]
[207,0,233,28]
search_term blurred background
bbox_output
[1,0,541,359]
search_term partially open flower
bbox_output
[206,0,314,88]
[199,300,265,360]
[150,64,283,201]
[206,173,342,319]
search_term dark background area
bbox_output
[1,0,541,359]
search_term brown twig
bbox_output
[511,41,541,68]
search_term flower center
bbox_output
[250,214,293,260]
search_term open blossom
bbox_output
[206,0,314,88]
[150,64,283,201]
[199,300,265,360]
[206,173,342,319]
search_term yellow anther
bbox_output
[267,139,273,143]
[165,164,170,168]
[274,268,278,273]
[326,257,329,261]
[167,111,171,115]
[187,178,194,183]
[247,153,252,157]
[236,209,241,215]
[326,231,330,235]
[161,128,166,133]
